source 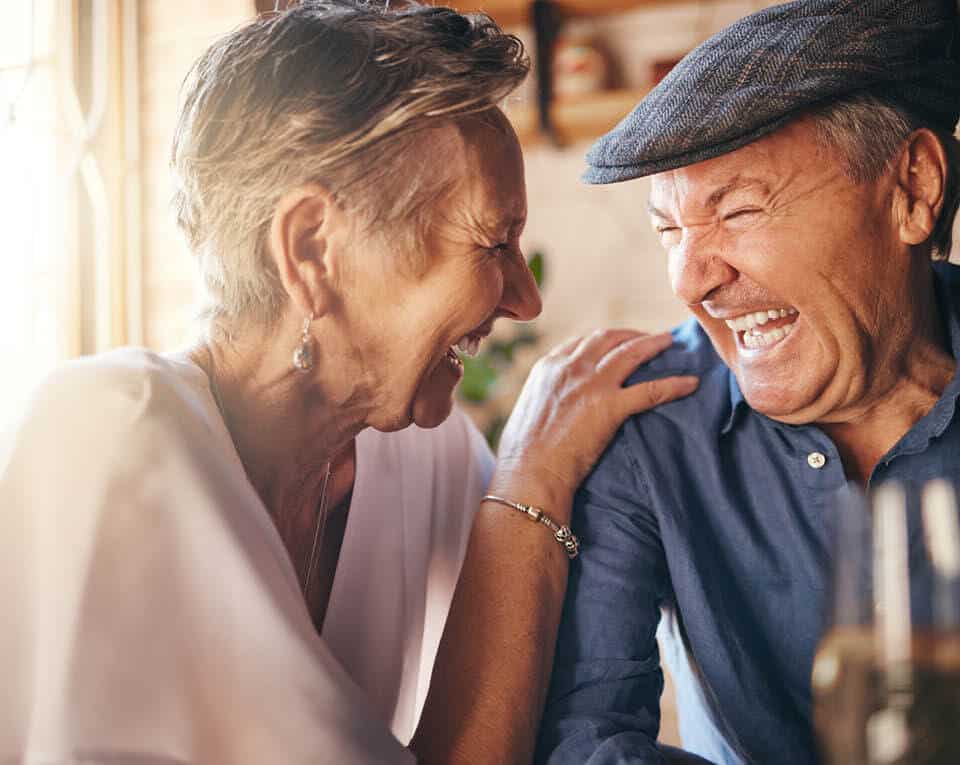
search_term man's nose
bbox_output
[497,253,542,321]
[668,229,739,307]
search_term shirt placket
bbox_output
[792,428,848,495]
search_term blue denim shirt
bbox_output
[536,262,960,765]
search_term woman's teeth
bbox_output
[456,335,482,358]
[444,346,464,368]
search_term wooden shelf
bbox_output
[438,0,679,27]
[505,87,646,145]
[429,1,672,143]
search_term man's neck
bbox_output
[821,284,955,486]
[823,385,950,486]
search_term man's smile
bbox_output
[722,307,799,350]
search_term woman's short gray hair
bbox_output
[808,93,960,261]
[171,0,529,330]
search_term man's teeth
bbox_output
[455,335,482,358]
[741,322,795,349]
[724,307,797,332]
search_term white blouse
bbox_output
[0,347,493,764]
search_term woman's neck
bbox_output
[188,328,369,512]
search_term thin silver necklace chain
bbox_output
[302,460,332,600]
[203,347,333,602]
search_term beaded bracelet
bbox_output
[482,494,580,559]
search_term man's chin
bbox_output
[738,377,827,425]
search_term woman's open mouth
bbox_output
[439,329,489,375]
[456,333,484,357]
[442,346,464,372]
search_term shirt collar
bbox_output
[889,262,960,456]
[721,370,747,436]
[935,261,960,359]
[720,262,960,438]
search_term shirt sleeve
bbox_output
[0,359,413,765]
[535,424,673,765]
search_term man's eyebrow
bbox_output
[705,175,770,207]
[646,175,770,220]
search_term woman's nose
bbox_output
[498,253,542,321]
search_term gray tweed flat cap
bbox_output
[584,0,960,184]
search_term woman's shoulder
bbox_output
[36,346,207,410]
[6,347,219,468]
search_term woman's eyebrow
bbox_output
[475,215,525,238]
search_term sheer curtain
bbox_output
[0,0,141,432]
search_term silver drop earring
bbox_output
[293,313,315,372]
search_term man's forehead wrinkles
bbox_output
[646,201,669,219]
[647,173,682,219]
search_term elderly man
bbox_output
[535,1,960,763]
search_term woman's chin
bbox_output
[407,354,462,428]
[411,391,455,429]
[368,382,456,433]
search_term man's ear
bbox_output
[268,183,342,319]
[895,128,947,247]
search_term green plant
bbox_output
[458,251,545,448]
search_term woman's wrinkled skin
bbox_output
[193,109,699,762]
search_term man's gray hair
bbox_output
[809,93,960,261]
[171,0,529,331]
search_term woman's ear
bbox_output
[895,128,947,247]
[268,183,342,318]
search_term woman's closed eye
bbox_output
[486,242,517,259]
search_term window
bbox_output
[0,0,141,430]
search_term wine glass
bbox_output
[812,481,960,765]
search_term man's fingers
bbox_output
[620,375,699,415]
[596,332,676,379]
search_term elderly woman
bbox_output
[0,2,696,763]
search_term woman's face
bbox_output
[344,115,542,431]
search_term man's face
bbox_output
[648,118,907,424]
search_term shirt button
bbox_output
[807,452,827,470]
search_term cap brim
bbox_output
[582,113,795,185]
